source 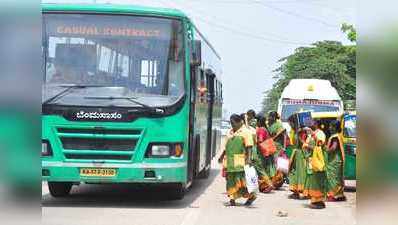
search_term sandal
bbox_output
[228,199,236,206]
[244,195,257,206]
[335,196,347,202]
[327,196,336,202]
[309,202,325,209]
[288,193,300,199]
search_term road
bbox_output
[42,152,355,225]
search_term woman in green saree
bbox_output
[244,110,274,193]
[253,115,274,193]
[218,114,257,206]
[287,116,308,199]
[303,121,327,209]
[326,120,346,201]
[267,111,285,189]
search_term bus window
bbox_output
[219,82,222,102]
[198,69,207,102]
[215,80,218,103]
[216,80,220,103]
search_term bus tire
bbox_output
[169,183,185,200]
[48,182,73,197]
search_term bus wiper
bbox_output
[43,85,106,105]
[84,96,165,114]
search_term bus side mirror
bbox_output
[190,40,201,67]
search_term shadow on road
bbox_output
[42,168,220,209]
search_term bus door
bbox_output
[205,69,215,167]
[187,63,198,183]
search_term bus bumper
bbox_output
[42,161,187,184]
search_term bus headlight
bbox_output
[42,140,52,157]
[150,145,170,157]
[146,143,183,158]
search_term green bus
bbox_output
[41,3,223,199]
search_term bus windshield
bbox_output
[43,13,185,107]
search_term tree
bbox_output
[262,39,356,113]
[341,23,356,42]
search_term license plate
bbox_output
[80,168,116,177]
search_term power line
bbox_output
[183,0,355,15]
[188,3,304,42]
[254,1,336,28]
[159,0,311,45]
[195,17,311,45]
[184,0,339,28]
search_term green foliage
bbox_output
[262,40,356,113]
[341,23,356,42]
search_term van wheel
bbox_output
[168,183,185,200]
[48,182,73,197]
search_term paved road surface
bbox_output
[42,155,355,225]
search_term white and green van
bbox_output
[277,79,344,133]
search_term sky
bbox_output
[43,0,356,118]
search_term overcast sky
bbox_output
[44,0,356,117]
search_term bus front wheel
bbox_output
[48,182,73,197]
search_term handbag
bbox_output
[244,165,259,193]
[258,138,277,157]
[311,146,325,172]
[276,156,289,174]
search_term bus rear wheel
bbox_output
[168,183,185,200]
[48,182,73,197]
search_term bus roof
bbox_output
[281,79,341,101]
[42,3,189,19]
